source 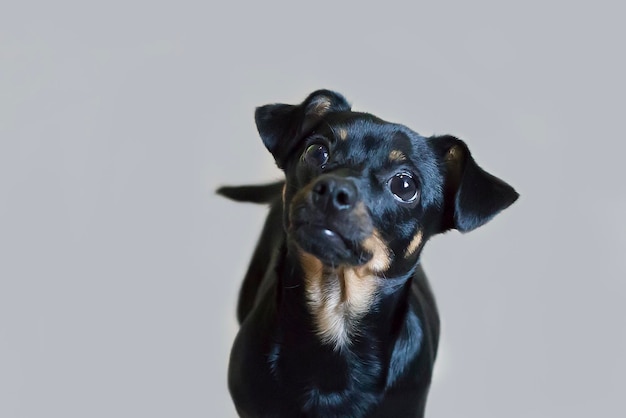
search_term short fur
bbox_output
[218,90,518,417]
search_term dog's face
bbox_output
[256,90,518,278]
[285,112,442,279]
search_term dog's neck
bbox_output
[302,257,382,350]
[272,243,420,410]
[278,242,414,352]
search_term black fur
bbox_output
[219,90,518,417]
[217,181,285,204]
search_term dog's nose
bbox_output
[312,176,358,212]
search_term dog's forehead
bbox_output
[321,112,425,166]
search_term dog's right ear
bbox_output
[430,135,519,233]
[255,90,351,168]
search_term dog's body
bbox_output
[219,90,518,417]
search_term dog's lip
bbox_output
[319,227,349,247]
[292,222,352,248]
[294,222,346,239]
[291,221,374,266]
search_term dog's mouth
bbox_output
[290,221,373,266]
[287,177,378,266]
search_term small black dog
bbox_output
[218,90,518,417]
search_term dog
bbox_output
[218,90,518,417]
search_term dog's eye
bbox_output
[388,173,419,203]
[302,144,329,167]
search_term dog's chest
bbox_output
[299,251,384,351]
[272,341,386,417]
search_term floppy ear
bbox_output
[254,89,351,168]
[431,135,519,232]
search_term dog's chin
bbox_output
[292,224,372,267]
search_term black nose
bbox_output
[312,176,358,211]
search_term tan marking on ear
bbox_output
[281,184,287,203]
[307,96,332,116]
[404,229,423,258]
[299,229,391,351]
[389,150,407,162]
[338,128,348,140]
[445,145,462,162]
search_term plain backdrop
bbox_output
[1,1,624,417]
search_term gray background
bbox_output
[1,1,624,417]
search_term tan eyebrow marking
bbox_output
[404,229,423,258]
[445,145,461,161]
[389,150,407,162]
[338,128,348,140]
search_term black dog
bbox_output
[218,90,518,417]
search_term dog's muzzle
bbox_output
[289,174,374,266]
[311,175,358,214]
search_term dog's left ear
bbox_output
[254,90,351,168]
[431,135,519,233]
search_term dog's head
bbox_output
[256,89,518,278]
